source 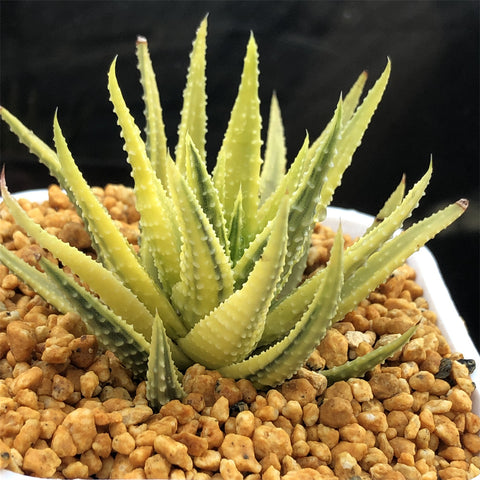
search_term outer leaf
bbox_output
[323,326,417,384]
[0,177,159,340]
[275,99,342,298]
[136,36,169,188]
[261,162,432,345]
[220,227,344,387]
[0,108,105,260]
[214,33,262,245]
[177,197,289,369]
[0,107,62,180]
[259,92,287,205]
[40,258,150,377]
[108,59,183,295]
[168,162,234,329]
[52,114,182,334]
[343,162,431,278]
[147,314,186,409]
[333,199,468,323]
[342,70,368,126]
[365,173,406,234]
[0,243,75,314]
[175,16,208,174]
[316,60,392,221]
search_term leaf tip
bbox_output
[456,198,469,211]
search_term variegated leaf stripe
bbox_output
[40,258,151,377]
[168,161,234,330]
[228,187,245,267]
[177,197,289,369]
[147,315,186,409]
[0,176,158,340]
[184,135,229,256]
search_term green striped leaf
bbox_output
[168,161,234,329]
[177,197,289,369]
[147,315,186,409]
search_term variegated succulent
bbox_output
[0,18,467,409]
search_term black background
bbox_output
[1,1,479,347]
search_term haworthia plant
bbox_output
[0,17,468,408]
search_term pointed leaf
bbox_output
[257,134,309,227]
[365,173,406,234]
[302,70,367,177]
[175,17,208,173]
[53,113,180,328]
[342,70,368,126]
[136,36,169,188]
[343,162,432,278]
[147,314,186,409]
[275,100,342,298]
[108,58,183,294]
[214,34,262,244]
[323,326,417,384]
[0,107,62,179]
[316,60,391,220]
[260,92,287,205]
[334,199,468,323]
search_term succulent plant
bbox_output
[0,18,467,409]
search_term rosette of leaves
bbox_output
[0,18,467,409]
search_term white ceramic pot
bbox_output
[2,193,479,480]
